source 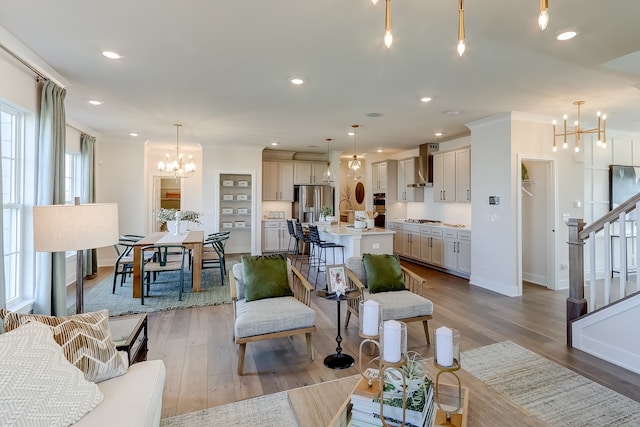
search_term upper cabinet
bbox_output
[433,147,470,203]
[293,162,327,184]
[371,161,387,192]
[263,161,294,201]
[397,158,424,203]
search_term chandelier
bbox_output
[347,124,364,180]
[322,138,335,183]
[552,101,607,153]
[157,124,196,178]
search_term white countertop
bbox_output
[387,219,471,231]
[320,225,396,236]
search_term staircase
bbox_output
[567,192,640,374]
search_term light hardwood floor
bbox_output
[86,260,640,419]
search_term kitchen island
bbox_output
[316,225,395,263]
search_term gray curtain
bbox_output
[34,80,67,315]
[81,133,97,277]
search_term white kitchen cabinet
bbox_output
[433,148,470,203]
[293,162,326,184]
[433,151,456,202]
[397,158,424,202]
[420,226,443,266]
[443,228,471,274]
[456,147,471,202]
[263,161,294,201]
[402,223,421,259]
[262,220,290,252]
[388,221,404,255]
[371,161,387,192]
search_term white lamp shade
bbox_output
[33,203,119,252]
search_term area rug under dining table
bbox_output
[67,267,233,317]
[159,341,640,427]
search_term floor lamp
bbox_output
[33,199,119,314]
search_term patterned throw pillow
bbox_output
[0,321,104,425]
[2,309,128,383]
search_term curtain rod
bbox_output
[0,41,48,82]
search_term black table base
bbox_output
[324,294,355,370]
[324,352,355,369]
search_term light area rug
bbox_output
[159,342,640,426]
[160,391,297,427]
[462,341,640,427]
[67,268,232,317]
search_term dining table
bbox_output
[131,230,205,298]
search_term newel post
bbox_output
[566,218,587,346]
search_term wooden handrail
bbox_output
[579,192,640,239]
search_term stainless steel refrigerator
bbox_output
[292,185,334,223]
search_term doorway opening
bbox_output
[518,157,558,293]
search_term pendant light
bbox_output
[347,125,364,180]
[384,0,393,48]
[322,138,335,183]
[457,0,466,57]
[538,0,549,31]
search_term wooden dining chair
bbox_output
[140,244,187,304]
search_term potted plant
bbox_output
[154,208,202,235]
[320,206,335,222]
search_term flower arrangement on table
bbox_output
[154,208,202,225]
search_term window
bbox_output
[65,152,81,204]
[1,104,24,303]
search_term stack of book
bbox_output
[350,370,435,427]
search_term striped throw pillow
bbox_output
[2,309,128,383]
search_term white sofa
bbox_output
[73,359,166,427]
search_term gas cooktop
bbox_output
[405,219,442,224]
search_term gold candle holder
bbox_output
[434,327,463,425]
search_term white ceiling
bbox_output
[1,0,639,155]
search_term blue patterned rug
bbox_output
[68,266,233,317]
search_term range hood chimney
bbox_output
[409,143,439,187]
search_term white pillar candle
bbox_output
[362,300,380,336]
[436,326,454,366]
[383,320,402,363]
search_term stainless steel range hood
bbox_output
[408,143,439,187]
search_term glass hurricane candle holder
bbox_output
[359,300,382,338]
[434,326,460,369]
[380,320,407,364]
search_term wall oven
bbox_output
[373,193,386,227]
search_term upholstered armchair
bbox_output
[230,254,316,375]
[344,255,433,345]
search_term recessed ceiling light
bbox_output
[88,100,102,106]
[290,78,304,85]
[557,31,577,41]
[420,97,432,103]
[348,132,355,136]
[102,51,122,59]
[445,110,459,116]
[435,132,443,137]
[129,132,138,137]
[366,112,383,117]
[271,142,279,146]
[377,149,383,153]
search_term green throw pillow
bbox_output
[242,253,293,302]
[362,253,406,293]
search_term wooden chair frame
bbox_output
[344,265,432,345]
[230,264,316,375]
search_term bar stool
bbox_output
[294,221,312,275]
[308,225,344,288]
[286,219,299,254]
